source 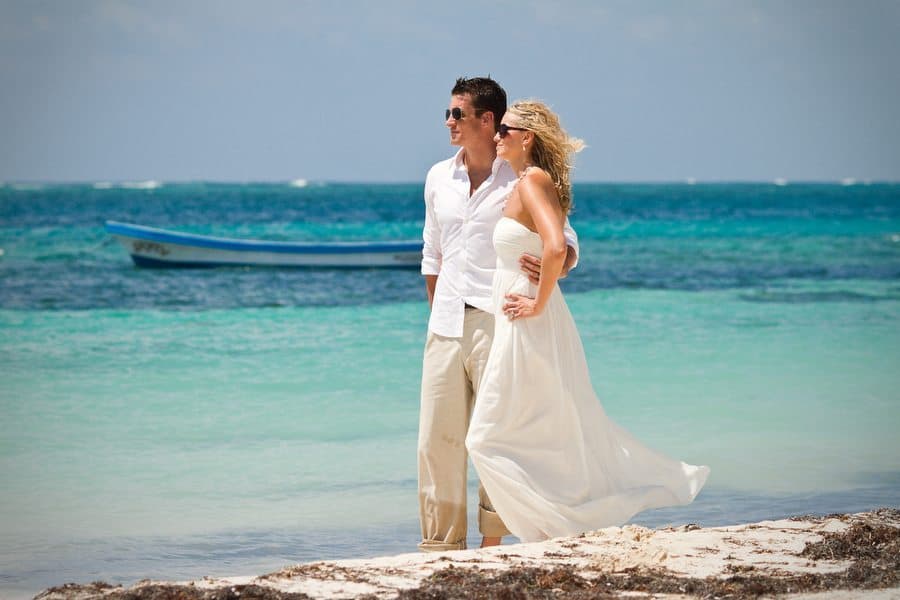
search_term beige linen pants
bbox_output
[417,307,510,551]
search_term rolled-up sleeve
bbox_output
[421,168,442,275]
[562,217,580,270]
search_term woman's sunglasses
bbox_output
[498,123,528,138]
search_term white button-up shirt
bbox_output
[422,148,579,338]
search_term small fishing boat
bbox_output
[105,221,422,269]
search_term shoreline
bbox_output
[35,508,899,599]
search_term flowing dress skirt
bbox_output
[466,218,709,543]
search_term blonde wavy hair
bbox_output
[507,100,585,214]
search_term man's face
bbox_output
[446,94,486,147]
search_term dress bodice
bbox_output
[493,217,543,273]
[491,217,543,309]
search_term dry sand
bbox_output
[36,508,899,599]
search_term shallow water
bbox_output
[1,182,899,597]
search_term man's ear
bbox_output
[482,111,495,130]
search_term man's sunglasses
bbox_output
[444,107,486,121]
[498,123,528,138]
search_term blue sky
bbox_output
[1,0,898,183]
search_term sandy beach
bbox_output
[35,508,898,599]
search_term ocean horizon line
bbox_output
[2,178,899,187]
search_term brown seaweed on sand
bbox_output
[37,583,318,600]
[399,513,900,599]
[34,509,900,600]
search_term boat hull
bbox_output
[105,221,423,269]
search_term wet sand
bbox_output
[35,508,899,599]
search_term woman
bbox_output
[466,100,709,543]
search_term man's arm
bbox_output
[421,169,442,305]
[425,274,438,309]
[562,244,578,275]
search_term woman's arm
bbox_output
[519,240,577,285]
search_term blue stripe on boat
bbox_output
[105,221,423,255]
[130,254,421,270]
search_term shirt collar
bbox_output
[452,147,506,177]
[451,148,467,175]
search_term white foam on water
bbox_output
[773,177,788,186]
[122,180,162,190]
[289,178,308,188]
[685,177,697,185]
[841,178,857,186]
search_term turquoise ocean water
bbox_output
[1,181,899,598]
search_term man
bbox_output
[418,77,579,551]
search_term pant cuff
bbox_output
[478,503,511,538]
[418,539,467,552]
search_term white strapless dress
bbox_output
[466,217,710,543]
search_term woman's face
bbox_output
[495,115,528,162]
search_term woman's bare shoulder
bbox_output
[518,167,554,196]
[519,167,559,204]
[522,166,553,186]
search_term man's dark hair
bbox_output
[452,76,506,131]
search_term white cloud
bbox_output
[628,13,671,42]
[93,0,193,48]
